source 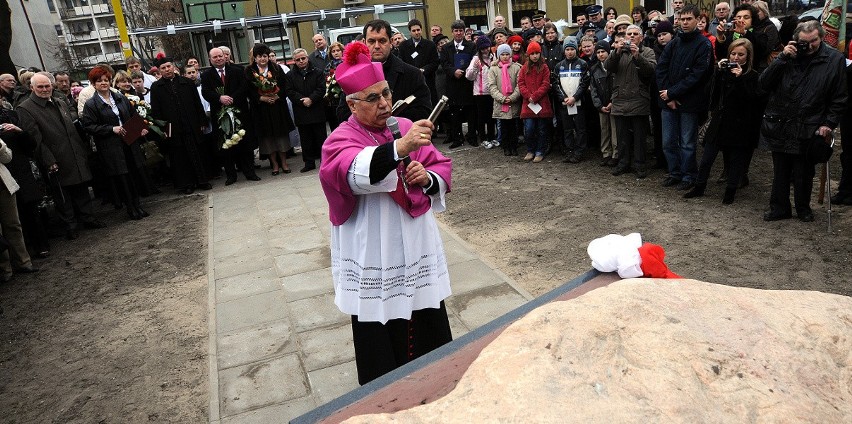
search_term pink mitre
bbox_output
[335,42,385,96]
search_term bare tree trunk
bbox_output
[0,0,15,75]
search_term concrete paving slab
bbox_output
[288,292,350,333]
[216,267,281,303]
[267,225,326,253]
[274,248,330,278]
[307,361,360,405]
[447,310,471,339]
[218,318,298,370]
[445,282,529,330]
[280,268,335,302]
[213,251,274,280]
[213,220,264,242]
[257,205,310,226]
[219,354,309,417]
[447,258,510,295]
[298,322,355,372]
[216,290,290,334]
[213,231,269,259]
[442,237,478,265]
[219,396,318,424]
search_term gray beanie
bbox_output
[563,36,578,51]
[496,43,512,57]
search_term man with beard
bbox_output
[150,57,211,194]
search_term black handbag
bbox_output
[804,135,833,165]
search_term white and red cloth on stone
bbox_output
[587,233,681,279]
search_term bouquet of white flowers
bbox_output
[124,93,166,138]
[216,87,244,149]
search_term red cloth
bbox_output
[518,62,553,119]
[638,243,681,279]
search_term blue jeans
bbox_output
[523,118,549,156]
[661,109,701,182]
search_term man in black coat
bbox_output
[336,19,432,124]
[200,47,261,186]
[440,19,477,148]
[285,48,327,173]
[308,33,331,75]
[398,19,440,108]
[150,57,211,194]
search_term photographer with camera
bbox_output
[684,38,764,204]
[758,20,847,222]
[715,4,775,74]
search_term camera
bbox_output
[795,41,809,54]
[725,61,739,70]
[724,22,734,31]
[648,20,658,28]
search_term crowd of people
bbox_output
[0,2,850,283]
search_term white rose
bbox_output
[238,129,246,136]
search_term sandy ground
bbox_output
[435,138,852,299]
[0,195,208,422]
[0,136,849,422]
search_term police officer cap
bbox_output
[586,5,603,16]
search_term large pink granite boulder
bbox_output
[345,279,852,422]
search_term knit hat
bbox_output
[655,20,674,35]
[595,40,611,52]
[526,41,542,54]
[507,35,524,46]
[491,27,510,38]
[613,14,632,29]
[475,35,493,51]
[335,42,384,95]
[496,44,512,57]
[563,36,578,51]
[522,28,543,41]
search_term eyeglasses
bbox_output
[294,57,308,61]
[350,87,392,104]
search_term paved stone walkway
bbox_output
[205,171,533,423]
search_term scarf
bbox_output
[500,61,512,113]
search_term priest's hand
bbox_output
[405,160,430,187]
[396,119,434,158]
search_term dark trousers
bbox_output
[838,122,852,196]
[559,108,587,156]
[696,143,749,191]
[19,200,49,255]
[351,301,452,386]
[769,151,816,215]
[473,95,496,142]
[449,103,477,143]
[325,105,340,132]
[650,102,665,168]
[297,122,328,165]
[53,182,94,230]
[220,142,256,180]
[499,118,518,152]
[614,115,648,171]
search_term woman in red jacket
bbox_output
[517,41,553,162]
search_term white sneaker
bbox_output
[492,140,501,147]
[482,140,492,149]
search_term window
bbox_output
[459,0,488,30]
[55,25,63,36]
[47,0,56,12]
[570,0,597,24]
[511,0,538,29]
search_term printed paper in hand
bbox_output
[528,102,542,115]
[566,103,578,115]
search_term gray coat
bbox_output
[605,45,656,116]
[487,62,522,119]
[17,92,92,186]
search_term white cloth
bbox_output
[0,140,20,195]
[142,72,157,89]
[587,233,643,278]
[196,86,212,134]
[330,146,451,324]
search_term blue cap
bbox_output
[586,5,603,15]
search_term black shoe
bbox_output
[127,207,142,220]
[504,149,512,156]
[683,185,706,199]
[224,177,237,186]
[198,183,213,190]
[798,211,815,222]
[738,175,750,188]
[300,165,316,173]
[83,220,106,229]
[652,161,668,170]
[600,158,611,167]
[830,193,852,205]
[676,180,695,191]
[65,229,79,240]
[568,156,581,164]
[612,167,629,176]
[137,207,150,218]
[635,169,647,179]
[722,188,736,204]
[245,174,262,181]
[182,187,194,194]
[661,176,680,187]
[282,168,292,174]
[763,210,792,221]
[607,158,619,167]
[14,266,39,273]
[467,139,479,147]
[34,251,50,259]
[562,154,574,163]
[449,141,463,148]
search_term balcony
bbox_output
[65,27,119,44]
[76,52,124,66]
[57,3,112,19]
